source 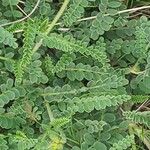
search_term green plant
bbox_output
[0,0,150,149]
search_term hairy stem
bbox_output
[45,0,70,34]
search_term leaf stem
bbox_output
[66,137,79,145]
[45,101,54,122]
[0,56,12,61]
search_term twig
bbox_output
[77,5,150,22]
[120,107,124,113]
[19,0,25,4]
[119,5,150,14]
[128,12,143,19]
[143,106,150,111]
[135,100,149,112]
[13,29,24,33]
[17,4,33,21]
[0,0,40,27]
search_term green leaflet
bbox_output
[27,59,49,84]
[2,0,19,6]
[43,72,128,102]
[56,62,112,81]
[44,53,76,78]
[9,101,25,115]
[133,16,150,58]
[20,20,37,67]
[67,94,131,113]
[0,27,18,48]
[54,53,76,73]
[44,55,55,77]
[90,0,123,40]
[108,1,122,8]
[0,1,150,149]
[109,135,135,150]
[57,62,105,81]
[0,136,8,150]
[123,111,150,128]
[63,0,88,26]
[85,120,106,133]
[0,83,26,108]
[43,84,77,102]
[50,117,70,129]
[0,90,15,107]
[14,60,25,84]
[90,13,114,40]
[0,113,25,129]
[14,20,37,84]
[42,33,108,65]
[7,22,25,33]
[131,95,150,103]
[9,131,38,150]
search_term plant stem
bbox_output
[45,101,54,122]
[66,137,79,145]
[46,0,70,35]
[73,5,150,22]
[32,0,70,54]
[0,56,12,61]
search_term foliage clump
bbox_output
[0,0,150,149]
